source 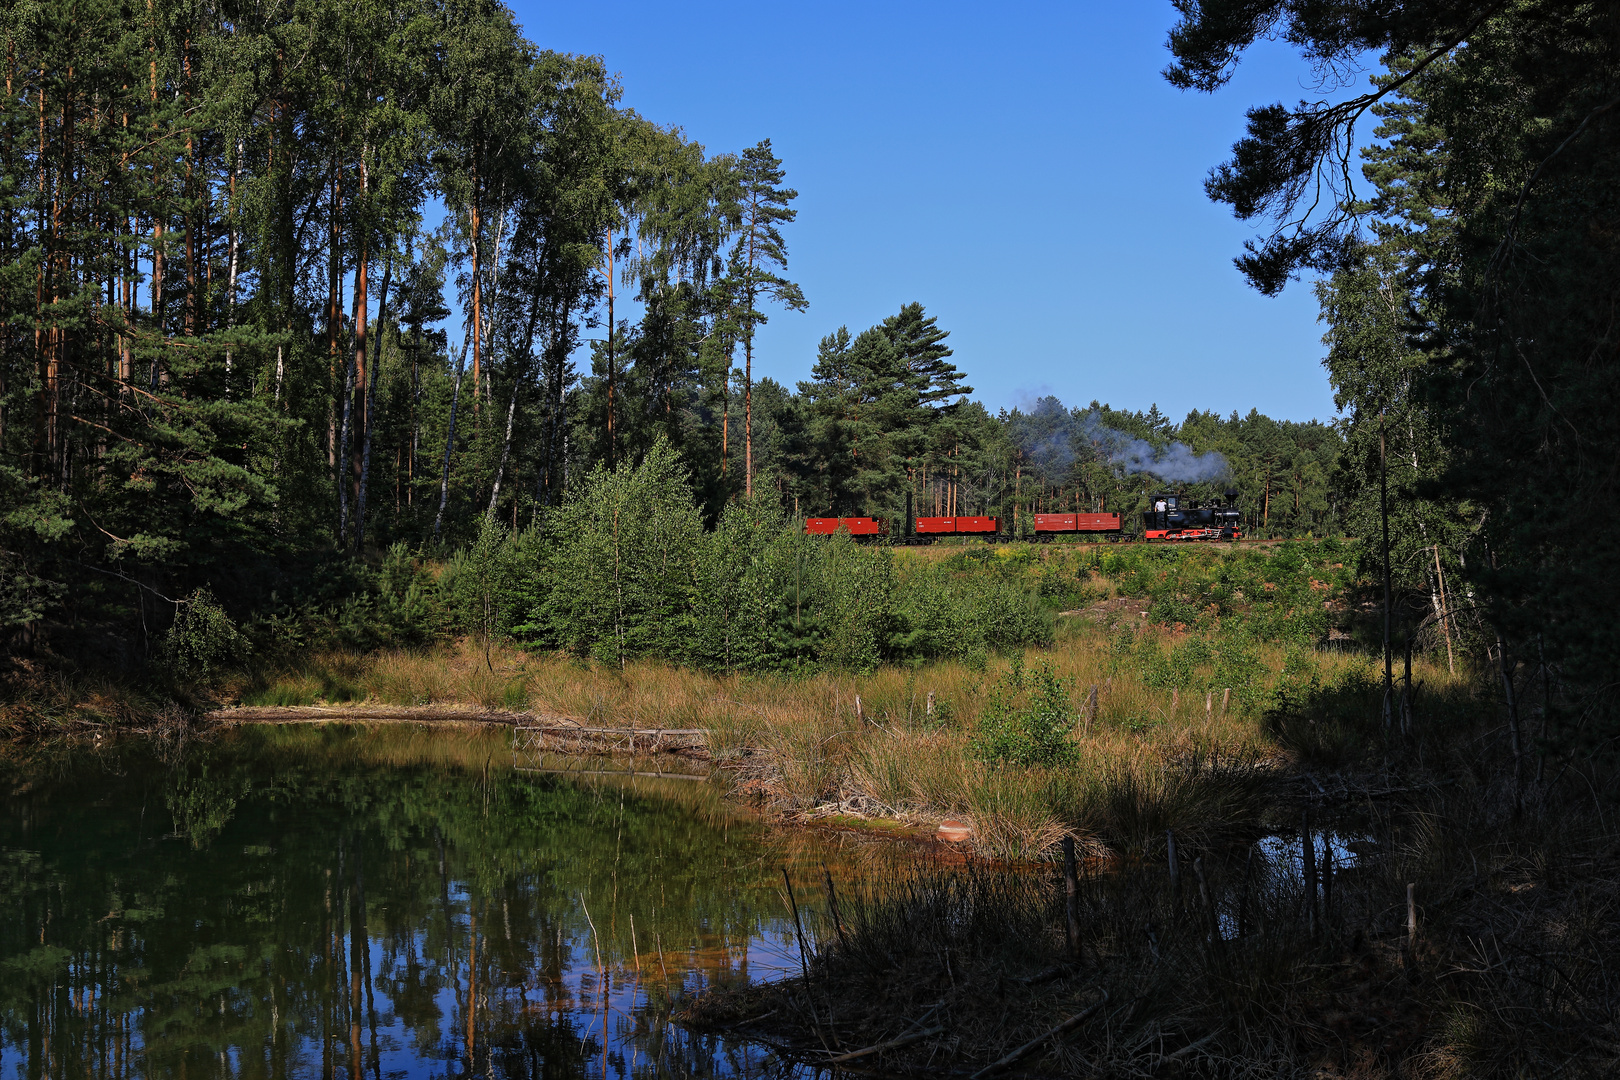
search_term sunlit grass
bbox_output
[233,539,1479,863]
[236,621,1475,863]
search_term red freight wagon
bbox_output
[916,516,1000,536]
[913,515,1000,542]
[804,517,884,537]
[1032,512,1122,539]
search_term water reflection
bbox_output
[0,725,864,1079]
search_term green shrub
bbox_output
[441,517,527,668]
[1212,628,1269,709]
[970,660,1077,767]
[526,438,704,665]
[164,587,250,678]
[687,497,789,671]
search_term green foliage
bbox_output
[0,550,62,631]
[163,588,250,679]
[784,303,973,519]
[1099,541,1350,647]
[441,518,528,664]
[1211,630,1268,709]
[501,443,1051,673]
[970,659,1077,768]
[534,439,704,666]
[373,543,446,643]
[687,497,790,671]
[1168,1,1620,742]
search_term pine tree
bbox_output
[724,139,806,497]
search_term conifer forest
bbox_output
[1,2,1618,1077]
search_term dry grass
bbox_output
[236,620,1470,863]
[1,656,175,734]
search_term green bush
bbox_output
[687,497,791,671]
[441,517,529,667]
[523,438,705,665]
[164,587,251,677]
[970,659,1077,767]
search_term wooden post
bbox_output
[1205,690,1212,724]
[1401,636,1415,736]
[1301,812,1318,935]
[1496,633,1524,813]
[1406,883,1417,949]
[1236,846,1253,939]
[1061,836,1082,960]
[1321,843,1333,926]
[1221,687,1230,716]
[1193,856,1217,942]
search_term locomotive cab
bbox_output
[1144,492,1242,541]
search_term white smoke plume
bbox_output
[1081,411,1231,482]
[1015,398,1230,483]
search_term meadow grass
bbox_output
[237,599,1470,863]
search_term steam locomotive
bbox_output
[1142,492,1243,541]
[803,491,1242,543]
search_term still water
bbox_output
[0,725,871,1080]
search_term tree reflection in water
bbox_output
[0,725,858,1079]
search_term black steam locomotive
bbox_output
[1142,492,1242,541]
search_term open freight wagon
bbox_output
[801,510,1126,543]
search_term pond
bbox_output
[0,725,880,1080]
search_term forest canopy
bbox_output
[1168,0,1620,739]
[0,0,1342,675]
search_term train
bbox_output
[804,492,1242,543]
[1142,492,1243,541]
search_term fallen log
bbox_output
[824,1025,946,1065]
[207,706,712,753]
[206,704,535,724]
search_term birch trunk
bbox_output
[433,331,473,540]
[223,139,241,396]
[487,292,542,518]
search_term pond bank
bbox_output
[206,708,986,853]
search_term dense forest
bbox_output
[1168,0,1619,744]
[0,0,1340,661]
[2,0,1616,750]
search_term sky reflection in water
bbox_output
[0,725,869,1079]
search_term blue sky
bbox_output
[505,0,1361,425]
